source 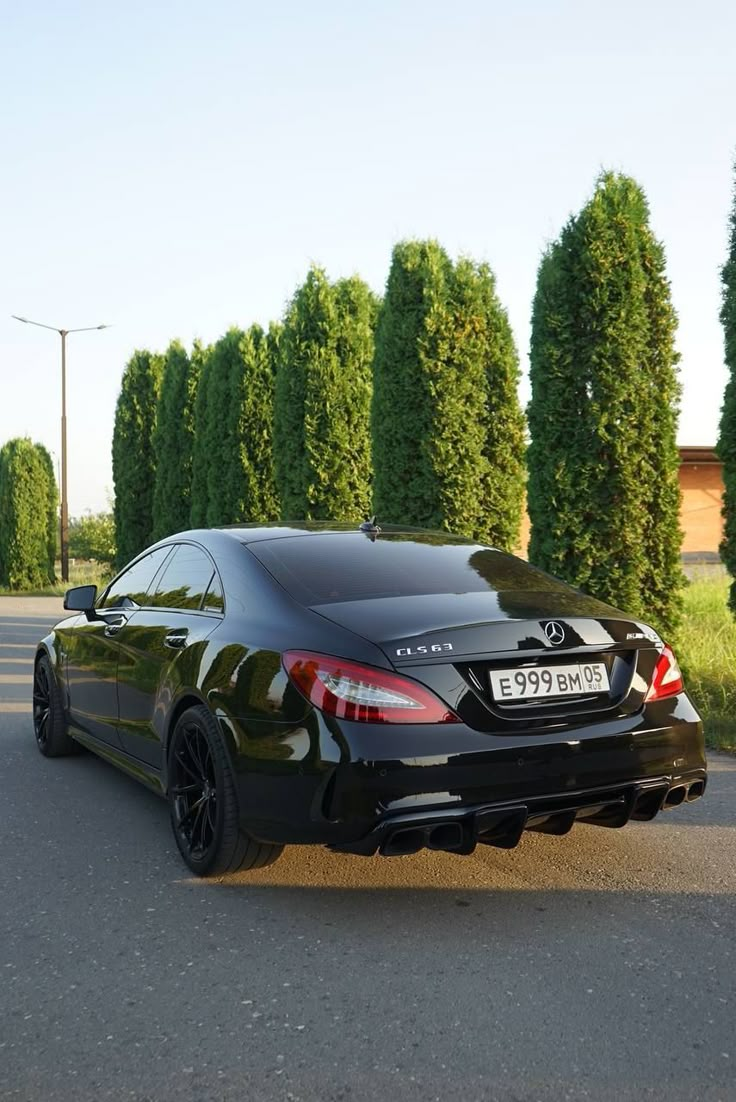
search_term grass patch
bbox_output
[0,560,113,598]
[679,570,736,754]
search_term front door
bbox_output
[64,544,174,745]
[62,614,124,745]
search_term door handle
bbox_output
[103,617,126,637]
[164,630,189,649]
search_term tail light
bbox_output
[283,651,458,724]
[645,644,684,702]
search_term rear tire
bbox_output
[168,705,284,877]
[33,654,80,757]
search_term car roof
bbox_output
[213,523,476,546]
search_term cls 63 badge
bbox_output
[395,642,454,657]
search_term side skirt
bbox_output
[68,725,166,799]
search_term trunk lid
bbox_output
[311,590,662,732]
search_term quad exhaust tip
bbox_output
[663,780,705,809]
[381,821,467,857]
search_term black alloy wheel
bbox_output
[33,654,79,757]
[168,705,283,877]
[170,721,219,862]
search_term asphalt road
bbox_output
[1,597,735,1102]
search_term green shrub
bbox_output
[0,437,57,589]
[69,512,116,565]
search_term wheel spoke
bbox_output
[174,751,201,784]
[172,782,200,796]
[190,730,209,780]
[178,794,206,831]
[189,800,207,854]
[205,798,217,836]
[183,728,206,781]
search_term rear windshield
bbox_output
[247,534,566,605]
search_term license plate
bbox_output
[489,662,610,702]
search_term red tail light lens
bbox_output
[283,651,458,724]
[645,644,684,702]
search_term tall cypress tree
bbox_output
[527,172,683,634]
[112,350,163,568]
[274,267,376,521]
[718,164,736,613]
[0,438,56,589]
[152,341,200,540]
[451,258,525,547]
[189,341,213,527]
[35,443,58,581]
[225,324,280,523]
[372,241,525,547]
[372,241,451,528]
[204,328,246,527]
[638,228,684,630]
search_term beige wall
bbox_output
[679,463,724,555]
[515,461,725,559]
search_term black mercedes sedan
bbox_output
[33,524,706,876]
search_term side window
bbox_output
[149,544,217,611]
[203,572,225,613]
[99,546,173,609]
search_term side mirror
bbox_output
[63,585,98,614]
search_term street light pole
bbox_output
[11,315,109,583]
[60,329,68,583]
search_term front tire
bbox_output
[33,654,80,757]
[168,705,284,877]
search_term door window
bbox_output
[149,544,216,611]
[99,546,173,609]
[203,571,225,613]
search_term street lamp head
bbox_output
[12,315,29,323]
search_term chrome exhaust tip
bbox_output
[686,780,705,802]
[663,784,687,809]
[427,822,465,852]
[381,828,425,857]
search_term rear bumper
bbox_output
[330,772,707,856]
[229,694,706,850]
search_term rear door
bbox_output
[115,542,225,769]
[64,545,173,745]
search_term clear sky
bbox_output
[2,0,734,515]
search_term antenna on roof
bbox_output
[359,516,382,540]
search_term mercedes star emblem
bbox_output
[544,621,566,645]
